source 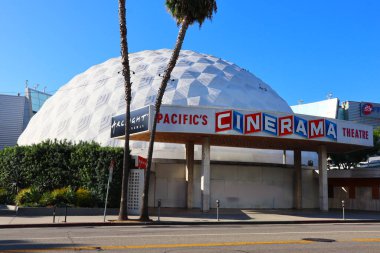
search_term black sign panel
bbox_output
[111,106,150,138]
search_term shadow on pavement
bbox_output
[150,207,253,221]
[243,208,380,220]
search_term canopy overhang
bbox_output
[111,105,374,154]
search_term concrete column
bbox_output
[283,150,287,164]
[201,137,211,212]
[318,145,328,211]
[294,149,302,209]
[185,142,194,209]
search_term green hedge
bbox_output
[0,140,126,207]
[0,188,8,204]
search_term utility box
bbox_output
[127,169,144,215]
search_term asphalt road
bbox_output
[0,223,380,252]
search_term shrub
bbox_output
[75,188,95,207]
[49,187,76,207]
[15,188,41,207]
[39,191,54,207]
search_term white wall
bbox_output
[302,169,319,208]
[207,165,294,209]
[150,160,319,209]
[151,163,187,207]
[291,98,339,119]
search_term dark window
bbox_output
[328,185,334,198]
[372,186,380,200]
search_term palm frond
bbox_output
[166,0,217,26]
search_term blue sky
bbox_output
[0,1,379,106]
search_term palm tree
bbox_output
[118,0,133,221]
[139,0,217,221]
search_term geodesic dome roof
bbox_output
[18,49,292,157]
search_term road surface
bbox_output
[1,223,380,252]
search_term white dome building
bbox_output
[17,49,374,211]
[19,49,326,210]
[18,49,293,163]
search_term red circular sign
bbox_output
[362,103,373,115]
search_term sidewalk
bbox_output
[1,207,380,228]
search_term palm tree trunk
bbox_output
[139,17,190,221]
[118,0,132,221]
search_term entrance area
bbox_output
[112,104,373,212]
[148,158,319,210]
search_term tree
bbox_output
[329,150,369,169]
[374,127,380,154]
[118,0,133,220]
[329,127,380,169]
[139,0,217,221]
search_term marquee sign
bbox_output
[111,105,373,147]
[214,110,338,140]
[110,106,149,138]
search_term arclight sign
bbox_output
[111,105,373,147]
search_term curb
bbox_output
[1,219,380,229]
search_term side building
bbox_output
[291,98,380,129]
[0,88,51,150]
[341,101,380,129]
[292,98,380,211]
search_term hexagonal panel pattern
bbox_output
[18,49,292,154]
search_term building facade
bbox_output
[16,50,374,211]
[292,98,380,130]
[342,101,380,129]
[0,94,31,150]
[0,88,51,150]
[25,87,52,116]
